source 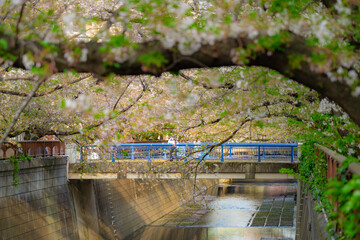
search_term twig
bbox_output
[0,74,92,97]
[179,72,235,89]
[192,116,251,194]
[0,76,35,81]
[113,78,134,110]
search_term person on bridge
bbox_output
[168,137,177,161]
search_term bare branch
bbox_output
[0,74,92,97]
[192,116,251,193]
[14,2,27,46]
[179,72,234,90]
[113,78,134,110]
[118,78,147,113]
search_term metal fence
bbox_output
[79,143,298,162]
[0,141,66,159]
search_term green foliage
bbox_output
[265,0,311,17]
[108,35,130,48]
[7,154,33,186]
[253,120,264,129]
[138,51,168,68]
[0,38,16,62]
[257,33,289,52]
[288,54,306,70]
[284,109,360,239]
[327,173,360,239]
[0,39,7,50]
[281,141,331,210]
[298,112,360,157]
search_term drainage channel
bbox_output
[131,180,297,240]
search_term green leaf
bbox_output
[108,35,130,48]
[138,51,167,68]
[0,39,7,50]
[59,99,66,109]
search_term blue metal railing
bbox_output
[79,142,298,163]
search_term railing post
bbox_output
[131,146,134,160]
[258,146,261,162]
[80,146,83,162]
[164,146,167,159]
[262,146,265,160]
[148,145,151,162]
[112,145,115,162]
[291,147,294,162]
[221,145,224,162]
[185,146,187,162]
[229,146,232,159]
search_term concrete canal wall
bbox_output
[0,157,78,239]
[88,178,216,239]
[0,156,217,239]
[296,183,331,240]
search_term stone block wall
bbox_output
[0,157,78,240]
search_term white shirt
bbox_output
[168,139,176,146]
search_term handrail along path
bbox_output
[79,142,298,163]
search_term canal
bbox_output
[131,180,297,240]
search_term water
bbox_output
[131,180,297,240]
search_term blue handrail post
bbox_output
[164,146,167,159]
[221,145,224,162]
[262,146,265,160]
[258,146,261,162]
[291,147,294,162]
[80,146,83,162]
[185,146,187,162]
[229,146,232,159]
[131,146,134,160]
[148,145,151,162]
[112,145,115,162]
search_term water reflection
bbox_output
[132,180,297,240]
[135,227,296,240]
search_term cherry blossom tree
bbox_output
[0,0,359,146]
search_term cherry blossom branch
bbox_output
[0,76,47,146]
[11,80,148,138]
[2,31,360,126]
[183,98,308,133]
[0,74,92,97]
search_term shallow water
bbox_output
[132,180,297,240]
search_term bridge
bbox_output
[69,143,298,180]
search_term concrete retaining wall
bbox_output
[296,183,330,240]
[71,178,217,240]
[0,156,217,240]
[0,157,78,240]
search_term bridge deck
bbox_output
[69,160,298,180]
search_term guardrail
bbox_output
[0,141,66,159]
[315,144,360,179]
[79,142,298,162]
